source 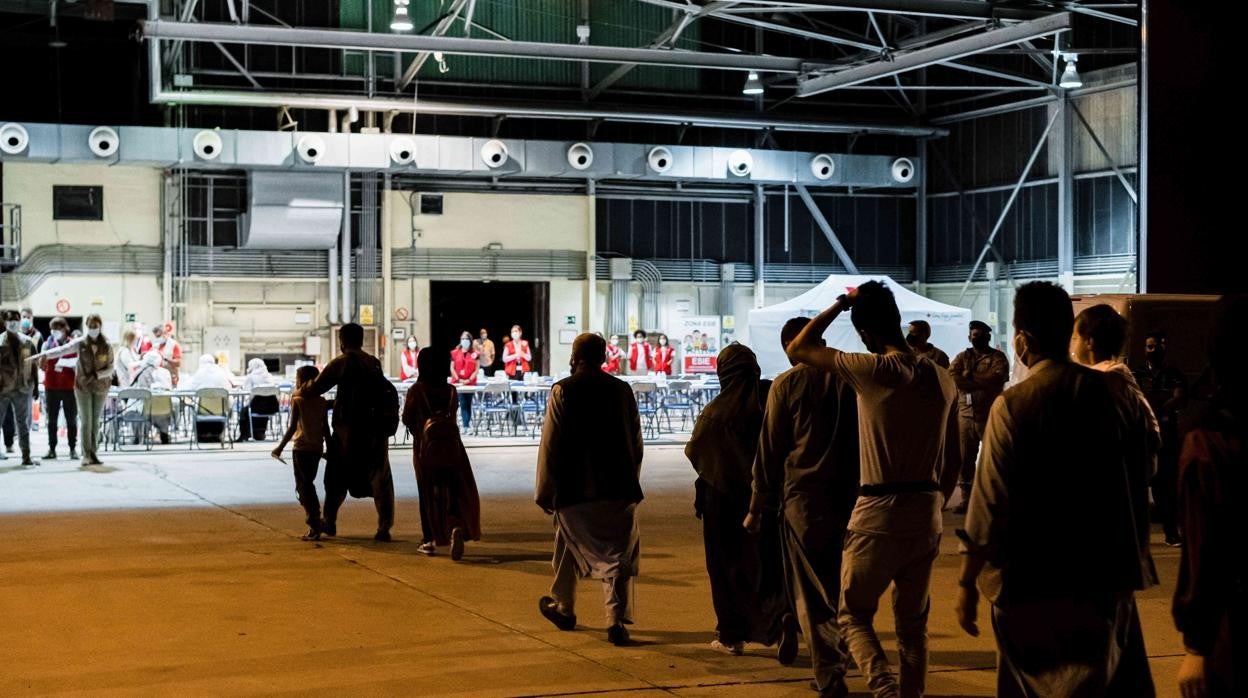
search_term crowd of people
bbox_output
[522,283,1241,698]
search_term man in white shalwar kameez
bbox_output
[536,333,644,646]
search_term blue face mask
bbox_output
[20,318,32,330]
[460,339,471,350]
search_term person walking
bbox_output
[273,365,333,541]
[948,320,1009,513]
[0,309,40,466]
[73,315,114,466]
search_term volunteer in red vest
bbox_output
[451,331,479,431]
[41,317,79,460]
[502,325,532,380]
[400,336,419,381]
[653,333,676,376]
[628,329,653,374]
[603,335,624,375]
[149,323,184,387]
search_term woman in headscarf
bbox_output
[685,343,787,656]
[239,358,278,441]
[401,346,481,560]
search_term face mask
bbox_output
[511,332,521,341]
[460,339,470,350]
[407,341,417,350]
[20,318,32,330]
[154,337,166,346]
[4,321,18,333]
[52,330,64,341]
[659,338,667,346]
[610,338,619,347]
[87,327,101,339]
[634,336,644,343]
[479,334,487,340]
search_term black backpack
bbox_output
[368,367,400,438]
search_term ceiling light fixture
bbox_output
[1059,53,1082,89]
[742,71,764,96]
[390,0,413,32]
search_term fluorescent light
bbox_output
[1059,53,1082,89]
[742,71,764,96]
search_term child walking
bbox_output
[273,366,332,540]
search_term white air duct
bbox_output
[567,142,594,170]
[810,153,836,180]
[727,149,753,176]
[0,123,29,155]
[480,139,508,168]
[647,146,673,173]
[389,137,416,165]
[891,157,915,184]
[296,134,326,164]
[192,129,223,160]
[88,126,119,157]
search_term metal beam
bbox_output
[930,78,1137,123]
[704,6,881,52]
[142,20,817,73]
[150,88,947,136]
[957,106,1060,304]
[690,0,1049,21]
[916,139,927,283]
[211,41,261,88]
[797,13,1072,97]
[1057,96,1074,280]
[795,184,860,274]
[398,0,469,89]
[755,185,766,307]
[1069,99,1139,203]
[587,6,712,101]
[940,60,1052,88]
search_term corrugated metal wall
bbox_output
[595,193,914,270]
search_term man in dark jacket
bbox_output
[303,323,396,542]
[536,333,643,646]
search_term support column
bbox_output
[753,184,765,308]
[328,243,338,327]
[585,180,596,333]
[340,171,352,324]
[915,139,928,288]
[161,171,174,324]
[1056,94,1075,290]
[381,174,394,374]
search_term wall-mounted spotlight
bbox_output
[88,126,119,157]
[647,146,674,173]
[810,153,836,180]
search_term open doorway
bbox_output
[429,281,549,375]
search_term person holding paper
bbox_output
[41,317,79,460]
[0,309,40,466]
[74,314,115,466]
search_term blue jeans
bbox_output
[458,392,473,429]
[0,390,32,459]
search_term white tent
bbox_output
[747,275,973,377]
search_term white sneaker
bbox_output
[710,640,743,656]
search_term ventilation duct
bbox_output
[243,171,344,249]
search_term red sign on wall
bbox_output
[55,299,71,314]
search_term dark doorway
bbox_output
[429,281,549,375]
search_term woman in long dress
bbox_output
[402,346,482,560]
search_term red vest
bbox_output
[653,345,675,375]
[504,339,531,376]
[603,345,623,374]
[629,342,652,372]
[451,348,479,385]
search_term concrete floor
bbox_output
[1,433,1185,697]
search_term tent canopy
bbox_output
[747,275,973,377]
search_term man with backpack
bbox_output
[302,323,398,542]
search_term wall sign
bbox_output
[55,299,71,314]
[394,307,409,321]
[565,315,577,326]
[678,315,722,374]
[359,304,375,326]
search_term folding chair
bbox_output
[191,388,233,450]
[114,388,152,451]
[479,383,515,437]
[632,382,661,440]
[661,380,697,432]
[247,385,282,441]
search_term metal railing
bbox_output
[0,204,21,267]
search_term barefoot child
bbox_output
[273,366,332,540]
